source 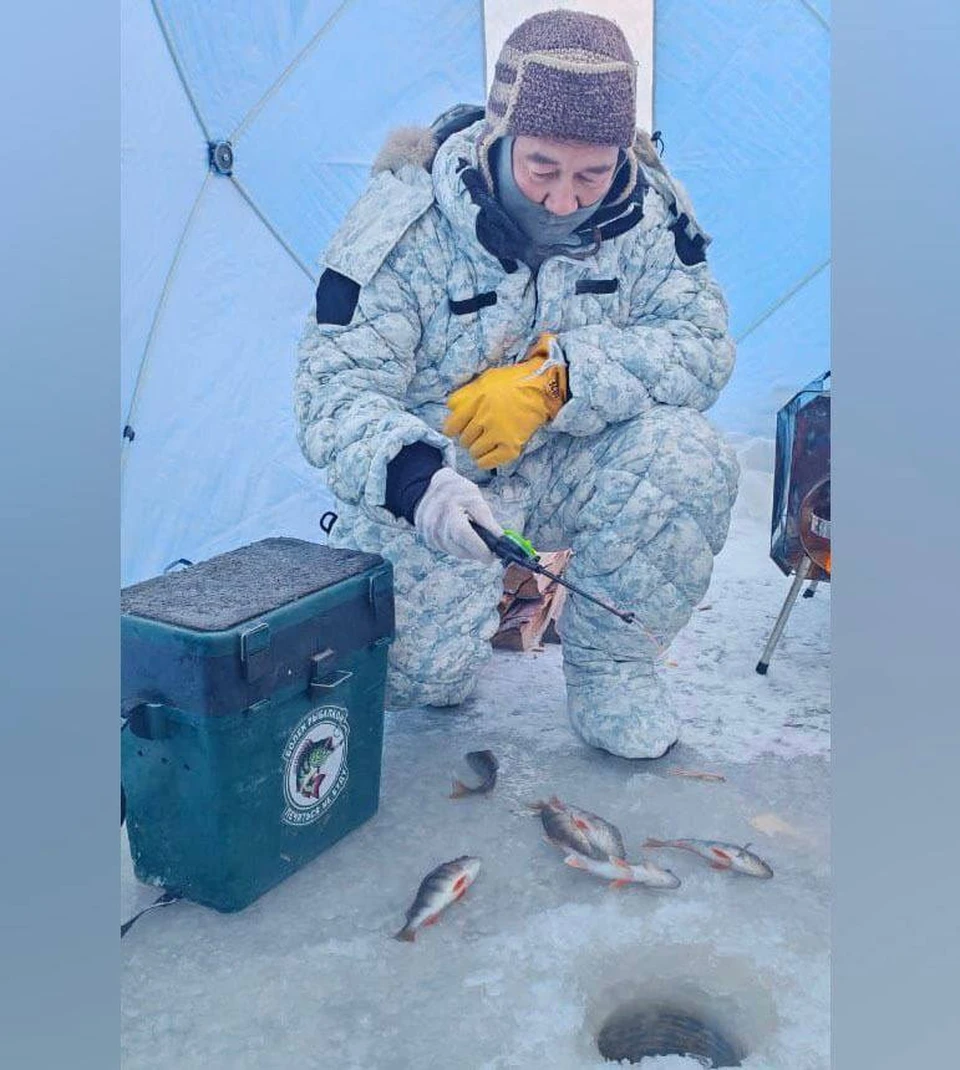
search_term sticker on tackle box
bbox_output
[281,706,349,826]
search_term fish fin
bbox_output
[394,928,416,942]
[564,854,588,870]
[643,838,667,848]
[450,779,470,799]
[710,862,731,871]
[573,817,590,830]
[422,913,441,927]
[710,847,733,862]
[612,857,632,872]
[452,875,467,894]
[526,799,547,812]
[549,795,564,809]
[609,879,630,890]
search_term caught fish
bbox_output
[670,769,726,783]
[564,851,681,890]
[394,856,481,942]
[529,795,626,861]
[450,749,499,798]
[643,838,774,879]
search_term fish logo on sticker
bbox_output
[281,706,349,826]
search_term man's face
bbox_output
[512,136,620,215]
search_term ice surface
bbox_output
[122,437,829,1069]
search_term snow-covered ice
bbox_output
[121,438,830,1069]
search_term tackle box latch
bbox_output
[368,568,394,631]
[308,648,352,695]
[239,621,272,682]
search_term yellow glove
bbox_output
[443,333,569,469]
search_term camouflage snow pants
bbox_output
[328,404,739,758]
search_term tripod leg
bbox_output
[756,556,813,674]
[802,579,820,599]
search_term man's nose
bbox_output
[544,184,579,215]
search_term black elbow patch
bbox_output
[669,214,707,266]
[315,268,361,325]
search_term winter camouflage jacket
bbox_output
[294,119,735,523]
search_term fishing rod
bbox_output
[469,521,644,627]
[121,890,182,938]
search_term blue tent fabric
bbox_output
[121,0,210,425]
[121,0,829,583]
[711,263,831,435]
[655,0,830,436]
[150,0,485,273]
[121,0,485,584]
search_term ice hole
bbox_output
[596,999,747,1066]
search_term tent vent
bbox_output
[208,141,234,176]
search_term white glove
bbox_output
[412,467,504,564]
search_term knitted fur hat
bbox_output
[481,10,637,181]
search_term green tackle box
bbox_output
[121,537,394,913]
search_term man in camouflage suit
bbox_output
[295,9,739,759]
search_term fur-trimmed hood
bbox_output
[371,125,439,175]
[369,119,711,252]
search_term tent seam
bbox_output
[229,0,358,144]
[229,176,315,281]
[149,0,213,142]
[121,172,212,484]
[734,257,830,345]
[795,0,831,32]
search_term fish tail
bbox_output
[394,927,416,943]
[450,779,471,798]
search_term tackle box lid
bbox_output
[121,538,384,632]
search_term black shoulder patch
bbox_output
[315,268,361,325]
[449,291,497,315]
[575,278,619,295]
[669,213,707,266]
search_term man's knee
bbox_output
[587,407,738,554]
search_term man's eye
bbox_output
[531,172,558,181]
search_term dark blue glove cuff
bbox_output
[384,441,444,523]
